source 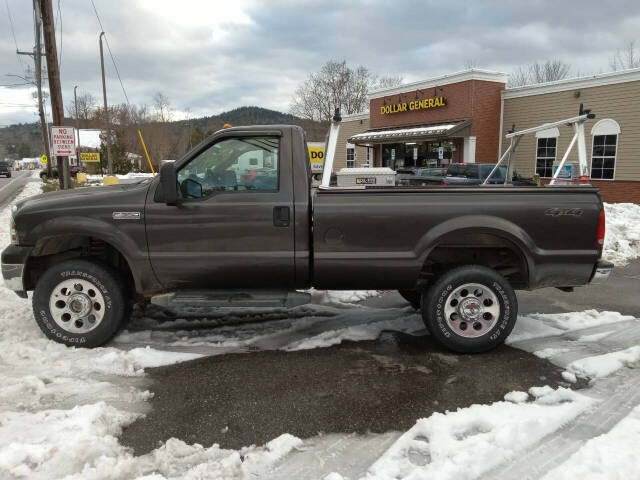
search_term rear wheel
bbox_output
[398,289,420,309]
[421,265,517,353]
[33,260,127,347]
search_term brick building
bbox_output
[331,67,640,203]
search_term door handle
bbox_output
[273,206,290,227]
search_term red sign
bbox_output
[51,126,76,156]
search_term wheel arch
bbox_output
[23,217,146,296]
[416,215,535,289]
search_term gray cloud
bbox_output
[1,0,639,126]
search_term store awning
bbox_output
[348,119,471,145]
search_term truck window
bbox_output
[177,136,279,198]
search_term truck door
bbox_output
[144,129,296,289]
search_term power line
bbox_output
[4,0,26,70]
[89,0,130,106]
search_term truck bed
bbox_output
[311,185,603,290]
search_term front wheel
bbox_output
[33,260,128,347]
[421,265,518,353]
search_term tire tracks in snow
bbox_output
[490,320,640,479]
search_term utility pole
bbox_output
[40,0,67,189]
[99,32,112,175]
[74,85,79,168]
[17,0,52,177]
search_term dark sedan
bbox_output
[0,161,11,178]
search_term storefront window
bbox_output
[535,137,556,178]
[381,141,453,170]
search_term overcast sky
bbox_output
[1,0,639,126]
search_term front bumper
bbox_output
[1,245,31,297]
[589,260,614,284]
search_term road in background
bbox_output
[0,171,35,209]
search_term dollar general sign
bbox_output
[380,96,447,115]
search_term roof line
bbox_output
[368,69,509,99]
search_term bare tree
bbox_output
[67,92,97,122]
[508,60,571,87]
[373,75,404,89]
[463,59,479,69]
[610,41,640,71]
[290,60,402,121]
[152,92,172,122]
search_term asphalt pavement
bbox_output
[0,171,33,208]
[120,262,639,454]
[120,333,569,452]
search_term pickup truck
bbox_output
[2,125,613,353]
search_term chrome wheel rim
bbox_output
[49,278,106,334]
[443,283,500,338]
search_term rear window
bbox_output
[447,164,478,178]
[480,165,507,181]
[0,162,10,168]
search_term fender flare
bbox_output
[26,216,151,293]
[415,215,536,285]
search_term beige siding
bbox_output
[334,117,370,171]
[502,81,640,181]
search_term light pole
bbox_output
[99,32,112,175]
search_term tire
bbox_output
[33,259,127,348]
[421,265,518,353]
[398,289,421,310]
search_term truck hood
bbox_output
[14,181,151,218]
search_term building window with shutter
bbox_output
[346,143,355,168]
[590,119,620,181]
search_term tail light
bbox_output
[441,181,447,186]
[596,208,605,247]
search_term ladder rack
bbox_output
[483,104,595,185]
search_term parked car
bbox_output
[40,166,80,180]
[442,163,537,186]
[0,161,11,178]
[3,125,611,354]
[396,167,447,186]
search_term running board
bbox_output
[150,290,311,309]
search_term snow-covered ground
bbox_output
[1,185,639,480]
[603,202,640,266]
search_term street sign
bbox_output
[40,154,48,165]
[438,146,444,159]
[308,146,325,173]
[51,126,76,156]
[80,152,101,163]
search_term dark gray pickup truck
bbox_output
[2,125,612,352]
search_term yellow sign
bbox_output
[380,96,447,115]
[40,154,47,165]
[80,152,101,163]
[308,146,325,172]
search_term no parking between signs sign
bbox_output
[51,126,76,156]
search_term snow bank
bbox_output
[566,346,640,379]
[507,310,634,343]
[284,314,423,351]
[541,405,640,480]
[308,289,381,306]
[86,173,155,181]
[363,386,594,480]
[603,202,640,266]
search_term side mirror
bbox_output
[180,178,203,198]
[160,162,178,205]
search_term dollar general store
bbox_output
[332,68,640,203]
